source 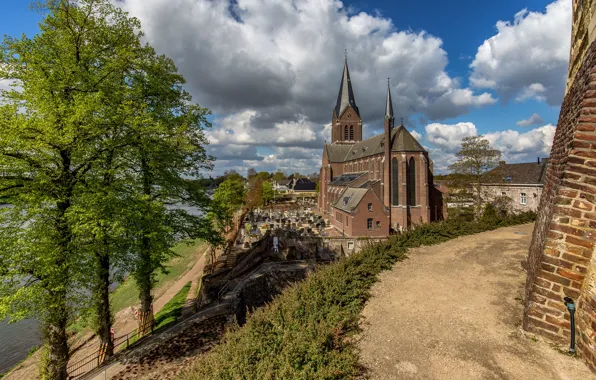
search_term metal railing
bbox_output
[66,321,154,379]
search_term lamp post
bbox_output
[563,297,576,354]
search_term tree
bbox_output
[272,171,285,182]
[247,168,257,179]
[262,181,274,205]
[448,135,501,216]
[0,1,215,376]
[212,178,246,234]
[0,0,143,376]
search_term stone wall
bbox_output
[523,36,596,371]
[482,184,543,212]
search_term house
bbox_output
[290,177,317,192]
[273,179,291,191]
[480,158,549,212]
[318,57,445,237]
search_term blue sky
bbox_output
[0,0,570,175]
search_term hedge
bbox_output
[180,210,536,380]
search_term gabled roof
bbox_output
[391,125,425,152]
[334,59,359,118]
[325,144,353,162]
[329,172,366,186]
[482,160,549,185]
[293,178,316,191]
[333,188,368,212]
[327,125,426,163]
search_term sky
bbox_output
[0,0,571,176]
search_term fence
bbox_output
[66,320,154,379]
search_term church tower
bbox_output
[331,56,362,144]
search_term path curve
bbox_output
[358,223,595,380]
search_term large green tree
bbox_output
[211,178,246,234]
[449,135,502,216]
[0,0,141,377]
[0,0,215,376]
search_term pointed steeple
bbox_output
[334,53,359,118]
[385,78,394,120]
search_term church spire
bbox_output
[385,78,394,120]
[334,54,359,118]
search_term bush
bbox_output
[180,213,536,380]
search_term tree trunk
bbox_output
[94,247,113,361]
[43,296,69,380]
[137,154,155,336]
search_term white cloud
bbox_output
[422,122,556,173]
[410,130,423,141]
[485,124,556,160]
[469,0,571,105]
[516,112,545,127]
[117,0,499,175]
[425,122,477,152]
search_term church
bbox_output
[318,58,446,237]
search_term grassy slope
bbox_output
[180,212,536,380]
[111,239,206,313]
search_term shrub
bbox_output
[180,213,536,380]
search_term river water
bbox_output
[0,203,205,373]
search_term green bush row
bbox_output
[180,210,536,380]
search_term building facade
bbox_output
[481,159,549,212]
[318,58,445,237]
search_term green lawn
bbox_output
[110,239,206,313]
[154,281,192,329]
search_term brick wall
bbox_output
[523,37,596,371]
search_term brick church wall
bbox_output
[523,37,596,371]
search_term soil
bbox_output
[358,223,595,380]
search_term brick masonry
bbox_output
[523,36,596,371]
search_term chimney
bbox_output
[537,157,541,165]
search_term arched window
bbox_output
[392,158,399,205]
[408,157,416,206]
[349,125,354,140]
[344,126,348,140]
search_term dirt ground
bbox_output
[358,223,595,380]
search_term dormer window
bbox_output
[343,197,350,206]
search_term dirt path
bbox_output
[358,223,595,380]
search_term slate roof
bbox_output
[324,125,425,163]
[385,81,394,119]
[329,172,366,186]
[293,178,317,191]
[482,160,549,185]
[334,59,359,117]
[333,188,369,212]
[358,180,380,188]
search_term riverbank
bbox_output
[0,239,208,379]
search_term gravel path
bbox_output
[358,223,595,380]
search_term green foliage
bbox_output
[272,171,286,182]
[449,135,502,215]
[262,181,274,205]
[210,178,246,235]
[154,281,191,329]
[180,212,536,379]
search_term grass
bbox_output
[180,210,536,379]
[128,281,192,346]
[154,281,192,329]
[110,239,206,313]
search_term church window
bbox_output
[344,126,348,140]
[408,157,416,206]
[392,158,399,205]
[349,125,354,140]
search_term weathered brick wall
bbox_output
[523,37,596,371]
